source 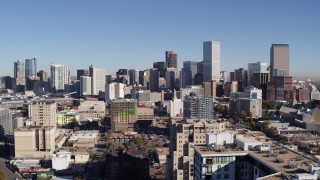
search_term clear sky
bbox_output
[0,0,319,80]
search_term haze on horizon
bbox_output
[0,0,319,80]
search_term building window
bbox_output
[224,174,229,179]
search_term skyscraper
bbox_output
[14,60,25,85]
[25,58,37,77]
[37,70,48,82]
[165,51,178,68]
[80,76,92,96]
[89,65,106,95]
[270,44,289,78]
[203,41,221,82]
[77,69,89,80]
[50,64,69,91]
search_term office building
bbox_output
[14,60,25,85]
[111,99,137,132]
[77,101,106,121]
[77,69,89,80]
[180,68,193,88]
[80,76,92,96]
[270,44,289,79]
[224,81,238,97]
[29,100,57,127]
[166,51,178,68]
[37,70,48,82]
[229,87,263,118]
[149,68,159,92]
[105,82,125,102]
[184,94,214,119]
[165,70,175,91]
[248,62,268,85]
[180,85,204,100]
[166,119,226,180]
[267,76,294,101]
[14,126,55,158]
[0,107,12,138]
[234,68,248,92]
[203,41,221,82]
[296,88,311,102]
[25,58,37,77]
[50,64,69,91]
[128,69,139,85]
[89,65,106,95]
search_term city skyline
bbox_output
[0,1,319,80]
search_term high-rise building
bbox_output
[14,126,55,158]
[267,76,294,101]
[89,65,106,95]
[248,62,268,86]
[203,41,221,82]
[270,44,289,79]
[165,70,175,91]
[0,107,12,138]
[166,119,226,180]
[166,51,178,68]
[29,100,57,127]
[50,64,69,91]
[128,69,139,85]
[25,58,37,77]
[37,70,48,82]
[234,68,248,92]
[111,99,137,132]
[14,60,25,85]
[183,94,214,119]
[105,82,125,102]
[80,76,92,96]
[181,61,198,87]
[77,69,89,80]
[149,68,159,92]
[153,62,168,77]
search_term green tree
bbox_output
[133,137,143,148]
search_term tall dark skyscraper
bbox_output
[25,58,37,77]
[165,51,178,68]
[270,44,289,79]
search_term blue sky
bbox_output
[0,0,319,79]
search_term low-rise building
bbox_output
[56,110,80,125]
[77,101,106,121]
[14,126,55,158]
[52,152,71,170]
[155,148,169,165]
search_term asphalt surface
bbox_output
[0,158,23,180]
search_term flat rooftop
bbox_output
[194,143,314,174]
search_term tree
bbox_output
[133,137,143,148]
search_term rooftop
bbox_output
[194,143,316,174]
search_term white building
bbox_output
[203,41,221,82]
[52,152,71,170]
[167,98,183,118]
[236,137,262,151]
[80,76,91,96]
[50,64,69,91]
[180,85,204,100]
[0,107,12,138]
[206,131,236,147]
[90,66,106,95]
[105,82,125,102]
